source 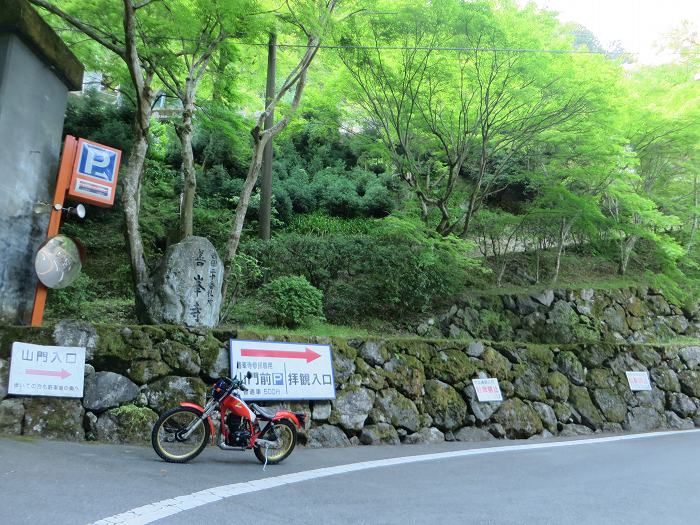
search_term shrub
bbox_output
[243,217,483,322]
[258,276,325,327]
[286,212,375,236]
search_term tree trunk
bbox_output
[178,96,196,240]
[122,128,150,295]
[618,235,639,275]
[259,33,277,241]
[497,260,508,286]
[221,133,269,299]
[552,218,572,284]
[689,173,698,249]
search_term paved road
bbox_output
[1,430,699,525]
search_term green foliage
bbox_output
[63,90,134,154]
[244,216,482,322]
[286,212,375,236]
[275,161,395,220]
[139,160,180,259]
[45,274,98,320]
[44,0,700,332]
[258,276,325,328]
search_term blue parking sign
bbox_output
[76,142,118,182]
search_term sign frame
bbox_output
[626,370,652,391]
[8,342,86,398]
[67,138,122,207]
[472,377,503,402]
[229,339,336,401]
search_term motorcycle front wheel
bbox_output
[151,406,210,463]
[254,419,297,465]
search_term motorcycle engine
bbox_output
[225,413,251,446]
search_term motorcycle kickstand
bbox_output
[262,442,270,472]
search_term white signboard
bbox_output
[8,342,86,397]
[472,378,503,402]
[230,339,335,401]
[626,371,652,391]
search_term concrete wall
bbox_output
[0,0,83,324]
[0,34,67,323]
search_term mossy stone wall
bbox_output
[2,321,700,446]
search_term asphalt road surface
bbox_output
[1,430,699,525]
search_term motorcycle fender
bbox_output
[179,402,216,444]
[272,410,302,430]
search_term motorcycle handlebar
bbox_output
[223,375,250,392]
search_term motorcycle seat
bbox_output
[250,403,276,420]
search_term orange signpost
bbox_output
[30,136,78,327]
[30,135,121,326]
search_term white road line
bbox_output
[89,428,700,525]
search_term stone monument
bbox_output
[138,236,225,327]
[0,0,83,324]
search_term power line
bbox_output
[237,41,611,55]
[228,40,698,59]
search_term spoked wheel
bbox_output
[151,407,210,463]
[254,419,297,465]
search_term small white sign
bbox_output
[472,378,503,402]
[626,371,652,391]
[8,342,86,397]
[230,339,335,401]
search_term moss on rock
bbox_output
[591,388,627,423]
[587,368,616,390]
[23,398,84,441]
[423,379,467,431]
[383,354,426,399]
[145,376,207,414]
[546,371,570,401]
[557,351,585,386]
[354,357,387,390]
[569,385,605,429]
[426,349,479,387]
[482,348,512,379]
[493,398,543,438]
[127,360,172,385]
[97,404,158,443]
[522,346,555,368]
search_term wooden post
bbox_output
[30,135,78,326]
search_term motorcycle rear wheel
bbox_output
[152,406,210,463]
[254,419,297,465]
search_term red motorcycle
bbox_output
[151,372,305,465]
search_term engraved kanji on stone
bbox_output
[193,274,205,295]
[195,249,206,266]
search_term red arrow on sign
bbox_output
[241,347,321,363]
[26,368,72,379]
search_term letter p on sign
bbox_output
[80,143,116,180]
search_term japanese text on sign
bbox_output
[8,342,86,398]
[626,371,652,391]
[230,340,335,401]
[472,378,503,402]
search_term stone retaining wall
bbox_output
[2,321,700,447]
[418,287,699,344]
